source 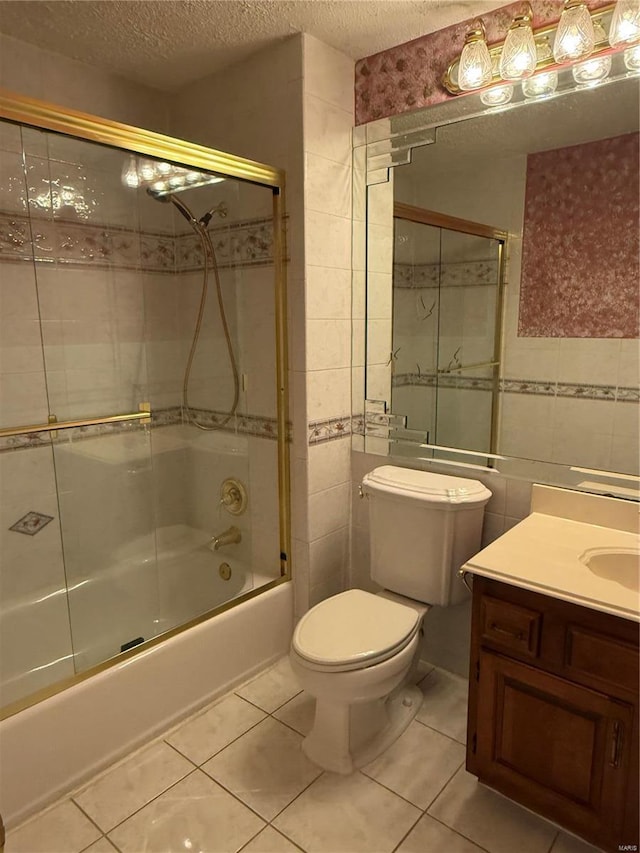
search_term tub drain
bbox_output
[219,562,232,581]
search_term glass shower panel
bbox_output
[0,120,75,706]
[391,218,440,439]
[435,228,500,454]
[0,106,286,712]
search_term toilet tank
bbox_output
[362,466,492,606]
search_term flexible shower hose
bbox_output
[169,196,240,431]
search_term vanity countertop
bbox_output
[463,485,640,623]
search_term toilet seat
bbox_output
[292,589,421,673]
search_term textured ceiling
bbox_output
[0,0,507,92]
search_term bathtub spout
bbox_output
[209,525,242,551]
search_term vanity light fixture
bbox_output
[480,83,515,105]
[521,69,559,98]
[120,155,224,196]
[499,6,538,79]
[458,20,493,90]
[572,53,613,83]
[609,0,640,45]
[553,0,596,62]
[624,42,640,68]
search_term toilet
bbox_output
[290,465,491,774]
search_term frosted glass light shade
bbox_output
[459,25,493,90]
[522,70,559,98]
[481,83,514,105]
[624,43,640,69]
[572,55,612,85]
[553,1,596,62]
[609,0,640,46]
[499,17,538,79]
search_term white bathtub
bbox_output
[0,579,293,827]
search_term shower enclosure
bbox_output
[0,93,289,714]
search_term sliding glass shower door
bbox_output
[0,103,288,712]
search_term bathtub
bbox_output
[0,523,266,704]
[0,578,293,827]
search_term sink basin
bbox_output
[580,548,640,591]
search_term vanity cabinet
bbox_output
[467,576,639,852]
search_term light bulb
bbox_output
[499,11,538,80]
[522,70,559,98]
[572,54,612,85]
[624,42,640,69]
[139,160,156,181]
[121,155,140,189]
[553,0,596,62]
[480,83,514,105]
[157,161,172,175]
[609,0,640,46]
[458,21,493,90]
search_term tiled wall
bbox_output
[171,33,356,621]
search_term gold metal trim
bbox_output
[0,408,151,439]
[443,3,616,95]
[392,202,507,460]
[0,88,285,189]
[0,90,292,717]
[273,186,291,580]
[393,202,507,241]
[0,575,290,721]
[437,360,500,375]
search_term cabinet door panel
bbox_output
[476,651,633,849]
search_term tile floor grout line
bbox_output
[264,768,327,826]
[162,711,267,767]
[426,812,496,853]
[546,829,561,853]
[197,759,283,826]
[100,765,201,839]
[234,687,304,716]
[71,797,112,849]
[413,716,467,746]
[390,807,427,853]
[358,767,435,813]
[236,823,273,853]
[420,757,467,813]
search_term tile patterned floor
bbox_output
[6,657,605,853]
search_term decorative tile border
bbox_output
[393,260,498,289]
[393,373,494,391]
[0,405,286,453]
[354,0,610,124]
[0,211,274,273]
[308,416,353,445]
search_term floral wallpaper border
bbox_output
[0,211,275,273]
[354,0,611,125]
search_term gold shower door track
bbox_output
[0,404,151,439]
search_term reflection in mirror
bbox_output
[391,205,505,458]
[363,72,639,484]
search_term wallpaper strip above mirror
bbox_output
[355,0,611,125]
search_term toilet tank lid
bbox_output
[363,465,492,505]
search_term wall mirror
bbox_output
[353,52,639,498]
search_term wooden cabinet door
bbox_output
[475,650,634,851]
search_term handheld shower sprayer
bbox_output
[199,201,228,227]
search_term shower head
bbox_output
[199,202,228,227]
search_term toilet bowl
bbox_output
[290,589,426,774]
[291,466,491,774]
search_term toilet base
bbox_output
[302,684,423,774]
